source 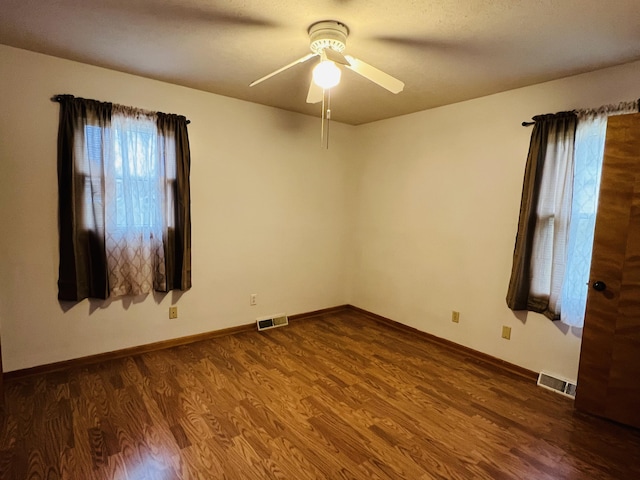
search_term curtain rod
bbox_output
[521,98,640,127]
[51,94,191,124]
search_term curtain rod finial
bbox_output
[52,94,75,103]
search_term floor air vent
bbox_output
[537,372,577,398]
[256,313,288,332]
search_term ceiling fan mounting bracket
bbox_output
[308,20,349,54]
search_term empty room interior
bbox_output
[1,1,640,478]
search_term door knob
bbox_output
[592,281,607,291]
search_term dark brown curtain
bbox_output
[506,112,577,319]
[57,95,111,301]
[157,113,192,291]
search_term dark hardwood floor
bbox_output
[1,309,639,479]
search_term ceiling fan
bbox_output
[249,20,405,103]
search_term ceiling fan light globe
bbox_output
[313,60,341,89]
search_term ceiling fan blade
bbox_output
[344,55,404,94]
[107,3,280,28]
[323,48,350,66]
[373,35,472,54]
[249,53,317,87]
[306,79,323,104]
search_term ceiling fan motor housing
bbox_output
[309,21,349,54]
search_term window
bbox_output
[507,101,639,327]
[57,95,191,301]
[506,112,576,321]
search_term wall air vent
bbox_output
[537,372,577,398]
[256,313,289,332]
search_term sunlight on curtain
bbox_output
[561,102,639,327]
[560,116,607,327]
[105,108,166,296]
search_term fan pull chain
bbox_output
[320,88,332,149]
[321,89,326,148]
[326,89,331,150]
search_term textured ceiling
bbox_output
[1,0,640,125]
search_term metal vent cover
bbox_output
[256,313,289,332]
[537,372,577,398]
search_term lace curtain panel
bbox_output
[560,102,639,327]
[105,109,167,296]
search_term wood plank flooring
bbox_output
[1,310,639,479]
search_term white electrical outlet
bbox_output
[250,294,257,306]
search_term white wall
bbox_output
[2,44,639,381]
[349,60,640,381]
[0,45,354,372]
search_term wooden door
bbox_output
[0,335,3,408]
[575,113,640,428]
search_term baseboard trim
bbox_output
[289,305,349,321]
[4,323,257,381]
[5,304,535,383]
[346,305,538,382]
[6,305,350,381]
